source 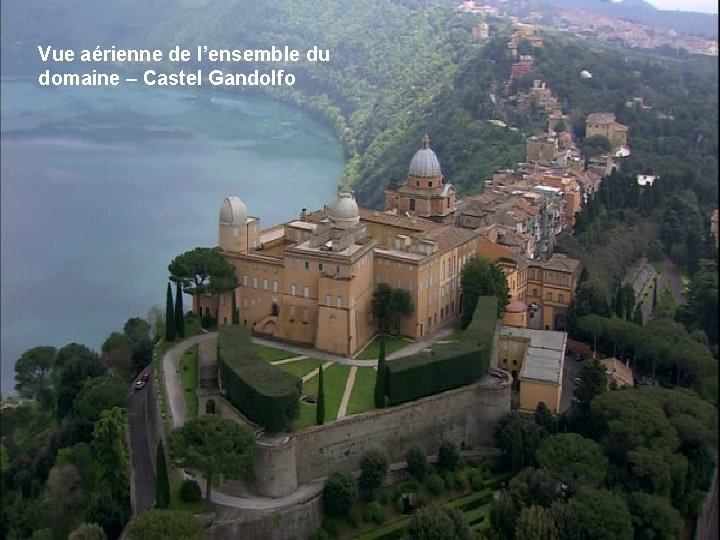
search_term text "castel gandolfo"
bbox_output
[143,69,296,86]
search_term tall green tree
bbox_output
[316,365,326,426]
[371,284,415,334]
[155,441,170,509]
[536,433,608,488]
[515,505,558,540]
[165,283,175,342]
[168,247,238,316]
[14,346,56,399]
[407,505,471,540]
[231,289,239,325]
[633,303,644,326]
[373,336,387,408]
[569,489,633,540]
[92,407,129,502]
[460,255,509,327]
[174,282,185,338]
[169,415,255,499]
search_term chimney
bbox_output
[300,208,307,221]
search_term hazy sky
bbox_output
[646,0,718,13]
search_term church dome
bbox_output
[329,192,360,224]
[219,196,248,225]
[408,134,442,178]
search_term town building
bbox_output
[585,112,628,149]
[498,326,566,413]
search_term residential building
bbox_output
[498,326,566,413]
[585,112,628,149]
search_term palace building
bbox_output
[197,134,581,357]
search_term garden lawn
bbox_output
[168,472,215,514]
[356,335,411,360]
[294,363,350,429]
[251,343,297,362]
[179,344,199,417]
[346,367,377,415]
[276,357,324,378]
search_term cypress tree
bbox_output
[624,284,635,322]
[652,278,658,311]
[613,286,624,318]
[633,304,644,326]
[155,440,170,509]
[316,365,325,425]
[175,281,185,338]
[165,283,176,342]
[374,336,387,409]
[231,290,239,325]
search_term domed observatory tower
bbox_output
[328,191,360,230]
[218,196,260,253]
[384,134,456,224]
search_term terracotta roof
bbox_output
[477,237,517,263]
[358,208,438,231]
[540,253,581,273]
[416,226,478,253]
[586,112,616,124]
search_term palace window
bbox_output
[546,292,552,300]
[559,293,565,303]
[409,199,416,211]
[304,261,310,270]
[303,286,309,298]
[325,294,331,305]
[242,275,248,286]
[252,277,258,289]
[336,296,343,308]
[302,308,309,324]
[319,263,324,272]
[263,279,268,290]
[291,283,297,296]
[273,281,278,293]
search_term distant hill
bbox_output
[545,0,718,37]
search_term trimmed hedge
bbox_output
[386,297,497,405]
[218,326,301,432]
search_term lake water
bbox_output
[0,79,344,393]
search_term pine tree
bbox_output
[165,283,176,342]
[175,281,185,338]
[316,365,325,425]
[633,304,644,326]
[231,290,239,325]
[374,336,387,409]
[155,440,170,509]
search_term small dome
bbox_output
[219,196,248,225]
[408,134,442,178]
[329,192,360,223]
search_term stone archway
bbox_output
[206,399,216,414]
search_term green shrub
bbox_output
[401,479,419,493]
[426,473,445,495]
[379,491,390,505]
[179,479,201,503]
[437,441,461,472]
[405,446,427,481]
[346,507,361,527]
[358,450,389,501]
[416,495,428,508]
[385,297,497,405]
[442,470,456,490]
[454,470,468,491]
[468,468,483,491]
[309,529,330,540]
[218,326,301,431]
[322,518,339,538]
[323,472,357,517]
[362,501,386,524]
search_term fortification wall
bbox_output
[209,493,322,540]
[292,373,511,485]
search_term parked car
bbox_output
[134,380,146,390]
